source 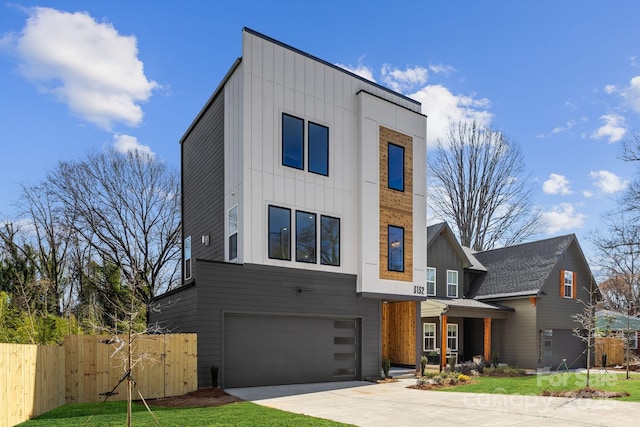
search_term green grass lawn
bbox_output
[18,400,354,427]
[441,371,640,401]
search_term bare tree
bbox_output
[47,149,181,312]
[571,279,599,389]
[590,211,640,311]
[428,121,540,251]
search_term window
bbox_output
[423,323,436,351]
[388,225,404,272]
[562,270,574,298]
[296,211,316,263]
[268,206,291,260]
[282,114,304,170]
[627,332,638,350]
[447,270,458,298]
[282,113,330,176]
[426,267,436,296]
[184,236,192,280]
[447,323,458,352]
[308,122,329,176]
[321,215,340,266]
[388,143,404,191]
[228,205,238,260]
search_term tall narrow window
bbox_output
[321,215,340,266]
[308,122,329,176]
[268,206,291,260]
[388,143,404,191]
[296,211,316,263]
[447,270,458,298]
[282,114,304,170]
[563,270,574,298]
[184,236,192,280]
[447,324,458,351]
[423,323,436,351]
[228,205,238,260]
[388,225,404,272]
[426,267,436,296]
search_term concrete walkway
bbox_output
[226,379,638,426]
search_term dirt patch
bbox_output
[140,388,244,408]
[542,387,629,399]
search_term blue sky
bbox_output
[1,1,640,264]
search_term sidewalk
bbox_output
[226,379,638,426]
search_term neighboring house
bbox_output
[596,309,640,356]
[149,28,427,388]
[422,223,597,370]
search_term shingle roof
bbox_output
[470,234,576,299]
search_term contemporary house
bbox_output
[422,223,597,370]
[149,28,427,388]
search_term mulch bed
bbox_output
[541,388,629,399]
[140,388,244,408]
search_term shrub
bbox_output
[483,366,527,377]
[457,374,470,382]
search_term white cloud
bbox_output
[428,63,455,75]
[591,114,627,143]
[604,84,617,94]
[5,7,158,130]
[381,64,428,92]
[113,134,154,157]
[336,62,376,82]
[623,76,640,114]
[540,203,586,234]
[583,190,593,198]
[589,170,629,193]
[542,173,572,195]
[552,120,575,134]
[410,84,492,146]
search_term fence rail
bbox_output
[1,333,197,427]
[594,336,624,366]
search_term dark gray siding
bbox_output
[155,260,381,387]
[537,241,594,330]
[148,285,199,333]
[181,91,226,265]
[427,236,465,298]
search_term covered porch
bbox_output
[420,298,512,368]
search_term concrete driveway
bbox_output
[226,379,637,426]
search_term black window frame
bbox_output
[296,210,317,263]
[268,205,291,261]
[388,225,404,272]
[308,121,329,176]
[282,113,304,170]
[388,142,405,192]
[320,215,340,266]
[228,205,238,261]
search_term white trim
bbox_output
[447,323,458,352]
[447,270,458,298]
[423,322,436,351]
[426,267,436,296]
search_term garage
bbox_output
[224,313,360,387]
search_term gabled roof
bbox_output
[427,222,471,269]
[462,246,487,272]
[470,234,577,300]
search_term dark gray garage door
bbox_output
[224,314,360,387]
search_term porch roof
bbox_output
[421,297,513,319]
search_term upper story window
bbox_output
[426,267,436,296]
[268,206,291,260]
[388,225,404,272]
[321,215,340,266]
[562,269,575,298]
[282,114,304,170]
[228,205,238,261]
[388,143,404,191]
[296,211,316,263]
[447,323,458,351]
[282,113,329,176]
[184,236,192,280]
[447,270,458,298]
[308,122,329,176]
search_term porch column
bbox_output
[484,317,492,362]
[441,315,448,369]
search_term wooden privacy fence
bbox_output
[0,333,197,427]
[595,336,624,366]
[0,343,65,427]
